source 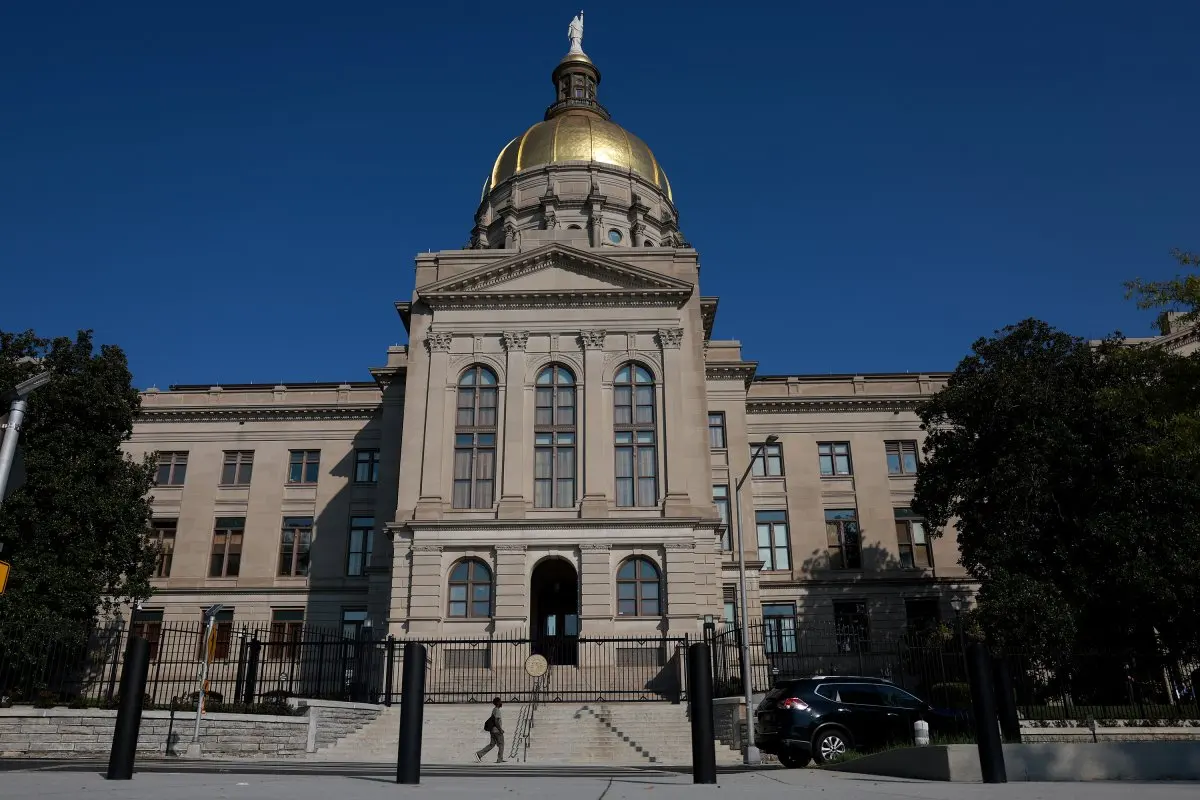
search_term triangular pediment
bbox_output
[418,244,694,308]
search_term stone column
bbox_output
[658,328,690,516]
[416,330,453,519]
[664,541,698,633]
[407,544,444,634]
[385,524,412,636]
[497,331,529,519]
[579,543,613,634]
[579,330,609,517]
[492,544,528,633]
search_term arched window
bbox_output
[616,557,662,616]
[453,365,498,509]
[613,363,657,507]
[447,558,492,618]
[534,364,576,508]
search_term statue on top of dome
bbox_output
[567,11,585,54]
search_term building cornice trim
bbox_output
[137,405,380,423]
[746,396,928,414]
[705,361,757,386]
[397,516,717,533]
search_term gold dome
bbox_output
[487,113,673,202]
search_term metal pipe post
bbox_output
[733,442,771,765]
[687,642,717,784]
[0,399,26,506]
[384,635,396,707]
[106,636,151,780]
[396,641,427,785]
[192,615,215,743]
[966,641,1007,783]
[991,655,1021,744]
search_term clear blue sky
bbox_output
[3,1,1197,387]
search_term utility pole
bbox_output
[0,370,51,508]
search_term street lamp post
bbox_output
[0,370,51,509]
[731,433,778,766]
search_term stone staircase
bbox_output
[308,702,743,766]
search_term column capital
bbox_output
[501,331,530,352]
[657,328,684,349]
[425,330,453,353]
[495,544,528,553]
[411,544,444,554]
[664,541,696,552]
[579,329,607,350]
[580,542,611,551]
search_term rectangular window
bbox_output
[722,600,737,627]
[220,450,254,486]
[755,509,791,571]
[279,516,313,577]
[895,508,933,569]
[287,449,321,485]
[763,602,797,654]
[354,449,380,484]
[453,433,496,509]
[346,515,375,577]
[131,609,163,660]
[905,598,942,639]
[707,412,727,449]
[209,517,244,578]
[534,432,576,508]
[155,452,188,486]
[614,430,657,507]
[833,600,870,653]
[341,608,369,641]
[269,609,304,660]
[818,442,853,476]
[150,519,175,578]
[885,440,919,476]
[825,508,861,569]
[200,608,235,661]
[713,485,731,550]
[750,443,783,477]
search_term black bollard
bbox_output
[242,638,261,705]
[991,655,1021,744]
[396,641,427,785]
[106,636,151,780]
[966,641,1006,783]
[687,642,717,785]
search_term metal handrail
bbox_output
[510,667,550,762]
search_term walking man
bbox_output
[476,697,505,763]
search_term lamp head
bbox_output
[765,434,779,444]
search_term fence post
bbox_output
[966,641,1006,783]
[384,635,396,707]
[991,655,1021,744]
[687,642,717,785]
[233,628,248,704]
[105,636,150,780]
[396,642,427,785]
[242,637,261,705]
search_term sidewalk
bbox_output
[3,768,1198,799]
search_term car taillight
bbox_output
[777,697,810,711]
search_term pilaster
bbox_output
[658,327,690,516]
[664,541,698,630]
[407,543,444,633]
[416,330,453,519]
[493,544,528,631]
[497,331,529,519]
[386,525,413,635]
[579,330,610,517]
[579,542,613,628]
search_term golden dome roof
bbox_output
[487,112,673,202]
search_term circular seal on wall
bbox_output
[524,653,549,678]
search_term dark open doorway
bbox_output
[530,558,579,666]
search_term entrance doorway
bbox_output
[530,558,579,666]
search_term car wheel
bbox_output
[811,727,851,764]
[778,750,812,769]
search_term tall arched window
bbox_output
[616,556,662,616]
[613,363,657,507]
[447,558,493,618]
[534,364,576,508]
[453,365,498,509]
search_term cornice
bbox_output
[419,288,691,310]
[137,405,380,423]
[746,395,928,414]
[397,516,711,533]
[705,361,757,387]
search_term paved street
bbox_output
[1,763,1198,799]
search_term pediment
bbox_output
[418,244,693,308]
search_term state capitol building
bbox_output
[122,28,1197,650]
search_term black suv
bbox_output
[755,675,963,767]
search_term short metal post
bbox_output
[966,641,1006,783]
[384,635,396,707]
[106,636,151,780]
[396,642,427,785]
[242,638,261,705]
[687,642,717,785]
[991,655,1021,744]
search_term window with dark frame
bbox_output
[818,442,853,476]
[209,517,244,577]
[155,452,188,486]
[895,508,933,568]
[341,608,368,641]
[713,485,731,550]
[613,363,657,507]
[833,600,870,653]
[269,609,305,660]
[150,519,175,578]
[287,450,321,485]
[763,603,797,654]
[885,440,919,476]
[447,558,493,618]
[824,508,862,569]
[220,450,254,486]
[131,609,163,660]
[534,364,576,508]
[707,412,727,449]
[453,365,498,509]
[354,449,380,484]
[905,598,942,639]
[278,516,313,577]
[755,510,791,571]
[616,557,662,616]
[750,443,783,477]
[346,515,375,577]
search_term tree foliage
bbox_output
[1125,248,1200,327]
[0,329,156,636]
[912,318,1200,661]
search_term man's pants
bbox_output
[477,731,504,761]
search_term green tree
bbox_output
[1125,248,1200,327]
[912,318,1200,662]
[0,329,156,639]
